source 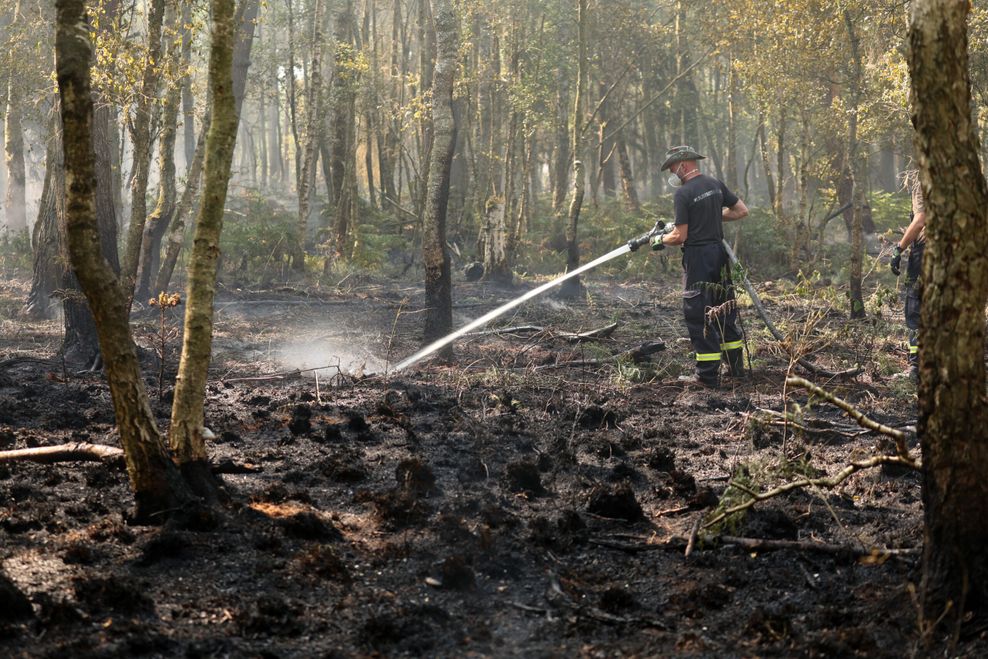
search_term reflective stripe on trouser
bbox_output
[720,340,745,375]
[682,243,743,382]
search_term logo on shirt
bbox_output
[693,190,721,204]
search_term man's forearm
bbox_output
[723,200,749,222]
[899,212,926,249]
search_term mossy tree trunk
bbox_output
[293,0,325,271]
[120,0,167,295]
[55,0,192,521]
[168,0,241,497]
[421,0,457,349]
[908,0,988,624]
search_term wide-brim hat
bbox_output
[660,145,705,171]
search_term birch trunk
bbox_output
[55,0,192,521]
[169,0,241,496]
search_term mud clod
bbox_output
[396,458,437,497]
[587,483,644,521]
[578,405,619,430]
[288,404,312,435]
[280,512,343,542]
[599,586,637,613]
[0,572,33,622]
[505,460,546,495]
[439,555,476,591]
[73,576,155,616]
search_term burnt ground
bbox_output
[0,271,980,657]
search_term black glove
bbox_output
[890,245,902,277]
[650,235,665,251]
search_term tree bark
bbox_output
[121,0,167,295]
[25,114,64,320]
[55,0,192,521]
[293,0,325,271]
[181,0,196,168]
[559,0,587,299]
[329,0,358,260]
[168,0,241,497]
[421,0,457,349]
[844,11,865,320]
[136,3,182,302]
[908,0,988,622]
[616,136,640,213]
[3,0,27,234]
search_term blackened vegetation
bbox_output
[0,281,964,656]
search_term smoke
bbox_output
[276,336,386,377]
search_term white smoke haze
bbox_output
[276,335,386,377]
[213,302,389,377]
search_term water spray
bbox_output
[390,220,667,373]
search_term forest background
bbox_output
[0,0,966,306]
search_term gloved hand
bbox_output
[890,245,903,277]
[650,234,665,251]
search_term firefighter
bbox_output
[652,145,749,388]
[890,171,926,381]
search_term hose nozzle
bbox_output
[627,220,667,252]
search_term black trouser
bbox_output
[904,241,924,367]
[681,243,744,384]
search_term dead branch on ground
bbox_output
[786,376,912,458]
[702,453,917,532]
[0,442,124,465]
[535,341,665,370]
[719,535,920,558]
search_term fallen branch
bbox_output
[546,572,667,628]
[221,364,343,383]
[718,535,920,558]
[559,322,619,343]
[722,240,863,380]
[464,325,545,337]
[0,444,262,476]
[752,408,869,438]
[685,516,703,558]
[702,454,918,532]
[588,537,685,552]
[535,341,665,371]
[785,376,912,458]
[0,442,124,465]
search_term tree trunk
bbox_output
[285,0,302,189]
[844,11,865,320]
[725,55,739,191]
[673,0,699,146]
[908,0,988,622]
[154,111,209,296]
[169,0,241,497]
[421,0,456,349]
[181,0,196,169]
[25,116,64,320]
[121,0,167,295]
[551,77,569,216]
[616,136,640,213]
[55,0,193,521]
[136,3,182,302]
[559,0,587,299]
[293,0,325,271]
[329,0,358,261]
[3,0,27,234]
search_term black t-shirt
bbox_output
[673,174,740,246]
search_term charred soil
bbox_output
[0,274,973,657]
